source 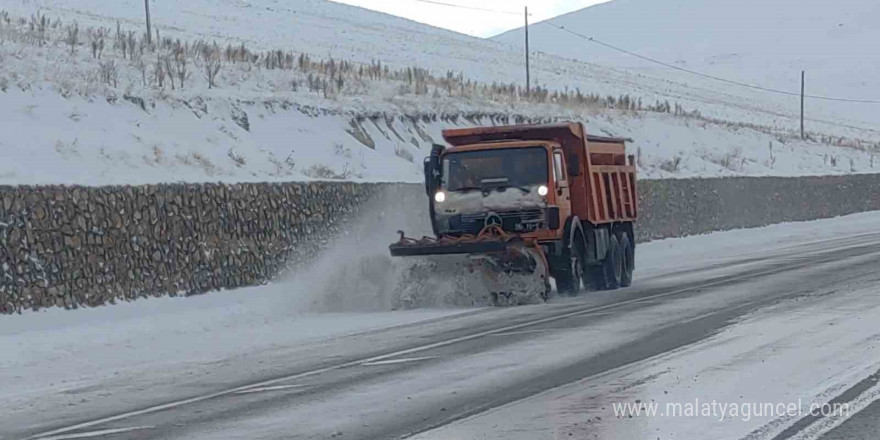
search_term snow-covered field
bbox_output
[3,86,878,185]
[0,0,878,185]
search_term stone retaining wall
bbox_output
[0,183,416,313]
[1,174,878,313]
[636,174,880,242]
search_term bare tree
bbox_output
[126,31,137,60]
[136,58,147,87]
[175,48,188,89]
[30,13,49,46]
[65,21,79,54]
[205,55,221,89]
[154,54,165,89]
[163,55,175,90]
[115,21,127,58]
[99,60,119,88]
[89,28,106,59]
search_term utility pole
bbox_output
[525,6,530,97]
[800,70,805,140]
[145,0,152,45]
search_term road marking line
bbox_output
[233,385,306,395]
[35,426,154,440]
[361,356,436,366]
[29,242,880,440]
[789,374,880,440]
[490,313,617,336]
[490,329,558,336]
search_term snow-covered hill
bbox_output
[494,0,880,127]
[5,85,875,186]
[4,0,873,131]
[0,0,878,185]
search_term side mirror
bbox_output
[568,153,582,176]
[423,158,433,196]
[424,144,445,196]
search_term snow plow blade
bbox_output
[389,226,534,258]
[390,239,512,257]
[389,226,552,306]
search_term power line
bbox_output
[543,22,799,97]
[393,0,531,92]
[404,0,522,15]
[385,2,880,106]
[542,21,880,104]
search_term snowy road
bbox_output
[5,212,880,440]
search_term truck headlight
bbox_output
[434,191,447,203]
[537,185,549,196]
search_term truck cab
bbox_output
[431,140,570,246]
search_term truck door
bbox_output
[553,150,572,212]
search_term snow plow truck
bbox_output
[390,122,637,305]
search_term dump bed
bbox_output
[442,123,637,226]
[581,135,638,225]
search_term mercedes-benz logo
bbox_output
[485,213,503,228]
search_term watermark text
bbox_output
[612,399,850,422]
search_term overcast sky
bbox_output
[331,0,611,37]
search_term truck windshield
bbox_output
[443,147,548,191]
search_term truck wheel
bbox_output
[618,232,634,288]
[555,237,584,296]
[601,234,622,290]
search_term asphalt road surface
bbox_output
[9,222,880,440]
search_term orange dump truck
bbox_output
[390,122,637,304]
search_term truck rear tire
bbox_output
[619,232,634,288]
[599,234,622,290]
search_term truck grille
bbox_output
[452,209,545,234]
